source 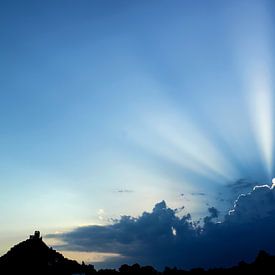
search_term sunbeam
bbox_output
[128,103,239,185]
[229,0,274,177]
[147,110,239,181]
[247,69,273,177]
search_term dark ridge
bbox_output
[0,231,95,275]
[0,231,275,274]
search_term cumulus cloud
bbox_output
[203,206,219,225]
[47,184,275,270]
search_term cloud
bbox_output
[227,178,257,194]
[190,192,206,196]
[203,207,219,224]
[47,184,275,270]
[97,209,105,221]
[116,189,134,193]
[226,184,275,222]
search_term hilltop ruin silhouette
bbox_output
[0,231,95,275]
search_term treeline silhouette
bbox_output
[0,232,274,275]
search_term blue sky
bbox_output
[0,0,275,268]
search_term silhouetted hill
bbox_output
[0,231,95,275]
[0,232,275,274]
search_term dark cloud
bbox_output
[48,185,275,270]
[174,206,185,213]
[203,207,219,224]
[208,207,219,218]
[227,178,257,194]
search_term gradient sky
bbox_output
[0,0,275,266]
